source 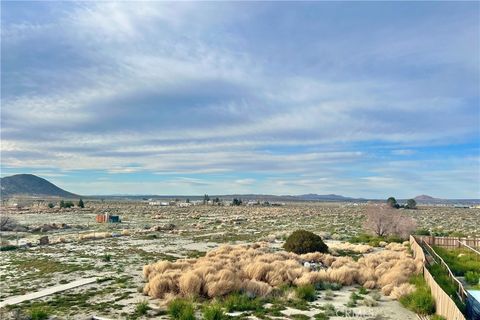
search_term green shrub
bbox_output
[428,264,458,297]
[135,300,150,316]
[415,229,431,236]
[283,230,328,254]
[358,287,368,295]
[29,307,49,320]
[399,275,435,315]
[465,271,480,286]
[167,299,195,320]
[0,245,18,251]
[223,293,262,312]
[313,313,329,320]
[322,303,336,316]
[430,316,446,320]
[431,246,480,276]
[102,254,112,262]
[318,282,342,291]
[202,303,225,320]
[295,284,316,301]
[350,233,405,246]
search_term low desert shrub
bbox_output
[284,230,328,254]
[322,303,336,316]
[290,314,310,320]
[295,284,316,301]
[313,313,329,320]
[399,275,435,315]
[134,300,150,316]
[0,245,18,251]
[324,289,334,300]
[465,271,480,286]
[223,293,262,312]
[167,299,195,320]
[202,303,226,320]
[357,287,368,295]
[29,307,49,320]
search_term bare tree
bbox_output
[364,204,416,238]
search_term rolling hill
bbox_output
[0,174,78,198]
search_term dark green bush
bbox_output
[0,245,18,251]
[295,284,316,301]
[283,230,328,254]
[167,299,195,320]
[415,229,431,236]
[465,271,480,286]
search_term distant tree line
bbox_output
[49,199,85,209]
[387,197,416,209]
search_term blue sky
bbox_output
[1,1,479,198]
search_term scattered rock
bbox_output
[38,236,49,245]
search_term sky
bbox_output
[1,1,479,198]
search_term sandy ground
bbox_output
[2,201,472,319]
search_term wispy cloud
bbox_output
[1,2,478,198]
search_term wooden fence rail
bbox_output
[416,236,480,249]
[421,240,468,302]
[410,236,467,320]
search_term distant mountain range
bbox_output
[0,174,78,198]
[414,194,440,201]
[0,174,477,204]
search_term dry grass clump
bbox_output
[389,283,416,299]
[328,242,373,254]
[78,232,112,241]
[143,243,422,300]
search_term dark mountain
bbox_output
[0,174,78,198]
[414,194,441,201]
[296,193,358,201]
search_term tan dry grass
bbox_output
[143,242,422,300]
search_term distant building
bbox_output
[178,202,192,207]
[148,201,169,206]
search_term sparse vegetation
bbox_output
[399,275,435,315]
[134,300,150,317]
[167,299,195,320]
[202,303,226,320]
[28,307,50,320]
[465,271,480,286]
[295,284,316,301]
[223,293,262,312]
[1,200,477,319]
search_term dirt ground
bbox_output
[0,200,477,319]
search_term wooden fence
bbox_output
[416,236,480,249]
[423,266,467,320]
[410,236,467,320]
